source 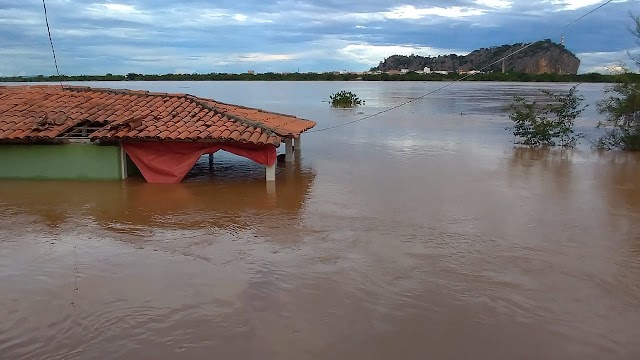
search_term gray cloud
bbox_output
[0,0,636,76]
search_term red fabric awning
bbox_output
[123,142,277,183]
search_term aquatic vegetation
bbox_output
[507,85,585,148]
[594,15,640,151]
[329,90,364,108]
[595,78,640,151]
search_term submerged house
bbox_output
[0,85,316,183]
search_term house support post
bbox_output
[119,143,128,180]
[266,181,276,194]
[266,162,276,181]
[295,135,302,151]
[285,138,294,162]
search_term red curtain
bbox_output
[123,142,277,183]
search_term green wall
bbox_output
[0,143,122,180]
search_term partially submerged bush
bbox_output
[330,90,364,108]
[594,15,640,151]
[595,78,640,150]
[507,85,586,148]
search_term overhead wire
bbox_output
[42,0,63,88]
[308,42,537,133]
[38,0,614,117]
[561,0,614,31]
[560,0,614,43]
[308,0,615,133]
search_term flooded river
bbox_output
[1,81,640,359]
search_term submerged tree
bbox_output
[507,85,586,148]
[595,14,640,151]
[329,90,364,108]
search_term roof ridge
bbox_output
[184,95,275,137]
[0,85,54,91]
[64,85,153,96]
[204,98,306,121]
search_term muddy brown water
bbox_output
[1,81,640,359]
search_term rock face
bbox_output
[372,40,580,74]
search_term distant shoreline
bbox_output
[1,72,637,83]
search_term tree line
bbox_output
[1,71,637,84]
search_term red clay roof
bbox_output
[0,85,316,145]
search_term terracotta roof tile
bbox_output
[176,130,190,139]
[166,124,178,133]
[173,120,186,129]
[0,85,315,145]
[128,129,141,137]
[157,130,171,138]
[147,129,161,137]
[115,129,129,137]
[240,131,252,142]
[219,129,231,138]
[248,131,261,143]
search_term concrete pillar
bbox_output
[294,135,302,151]
[266,181,276,194]
[266,162,276,181]
[285,157,295,180]
[285,138,294,162]
[119,144,128,180]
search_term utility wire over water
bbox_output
[38,0,614,124]
[41,0,63,88]
[308,0,616,134]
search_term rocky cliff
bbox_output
[372,40,580,74]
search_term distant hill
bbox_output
[371,40,580,74]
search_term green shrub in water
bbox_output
[595,77,640,151]
[594,15,640,151]
[330,90,364,108]
[507,85,585,148]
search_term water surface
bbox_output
[1,81,639,359]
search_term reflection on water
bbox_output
[1,82,640,360]
[595,152,640,210]
[508,147,574,193]
[0,156,316,232]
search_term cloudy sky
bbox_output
[0,0,638,76]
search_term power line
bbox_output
[561,0,614,31]
[309,0,615,134]
[560,0,614,43]
[308,42,537,133]
[42,0,63,87]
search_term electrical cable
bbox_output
[308,0,615,133]
[42,0,63,88]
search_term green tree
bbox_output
[329,90,364,108]
[595,14,640,151]
[508,85,586,148]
